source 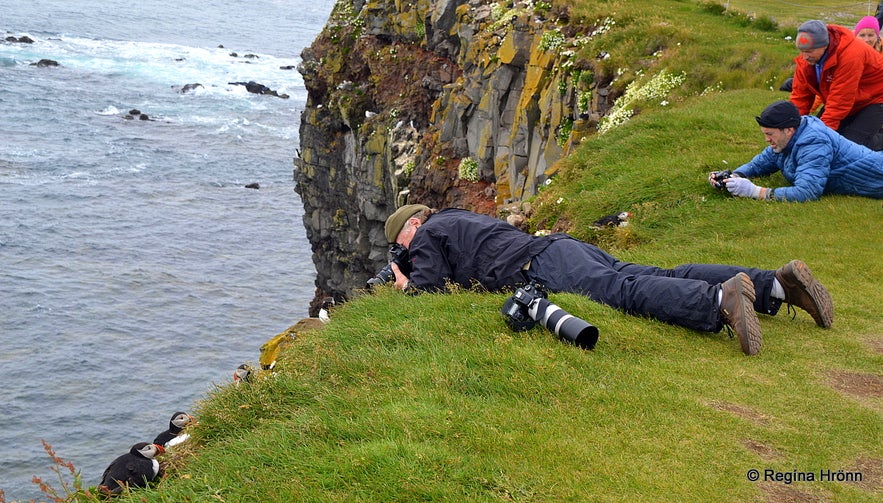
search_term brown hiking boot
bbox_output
[720,272,763,356]
[774,260,834,328]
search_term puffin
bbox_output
[98,442,164,495]
[318,297,334,324]
[153,411,193,448]
[233,363,252,384]
[592,211,632,228]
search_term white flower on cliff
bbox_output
[539,30,566,52]
[598,69,687,134]
[457,157,479,182]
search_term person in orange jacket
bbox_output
[790,19,883,150]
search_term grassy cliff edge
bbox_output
[103,1,881,501]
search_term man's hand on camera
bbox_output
[708,169,739,189]
[390,263,410,291]
[725,176,771,199]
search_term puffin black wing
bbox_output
[592,211,632,228]
[153,430,175,447]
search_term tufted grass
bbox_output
[113,255,880,502]
[63,1,882,502]
[110,73,881,503]
[556,0,874,100]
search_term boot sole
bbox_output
[785,261,834,328]
[729,273,762,356]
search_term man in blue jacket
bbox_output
[383,204,834,356]
[710,100,883,201]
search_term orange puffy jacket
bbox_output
[790,24,883,130]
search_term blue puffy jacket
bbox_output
[734,115,883,201]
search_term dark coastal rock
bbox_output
[245,182,260,189]
[122,109,153,121]
[176,83,204,94]
[279,65,296,70]
[31,59,59,67]
[6,35,35,43]
[228,81,289,99]
[294,0,619,308]
[228,52,259,60]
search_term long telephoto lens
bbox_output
[530,298,599,349]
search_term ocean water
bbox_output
[0,0,334,500]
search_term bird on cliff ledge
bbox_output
[318,297,334,323]
[98,442,164,495]
[592,211,632,229]
[153,411,194,448]
[233,364,252,384]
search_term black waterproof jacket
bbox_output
[406,209,565,292]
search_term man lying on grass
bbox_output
[709,100,883,201]
[383,205,834,356]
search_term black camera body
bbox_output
[710,169,733,190]
[366,243,411,288]
[501,283,599,350]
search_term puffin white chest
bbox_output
[166,433,190,447]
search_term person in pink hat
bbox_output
[855,16,883,53]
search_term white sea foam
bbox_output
[95,105,121,115]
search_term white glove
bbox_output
[708,170,740,189]
[726,177,770,199]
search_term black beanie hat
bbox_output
[755,101,801,129]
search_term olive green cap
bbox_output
[384,204,429,243]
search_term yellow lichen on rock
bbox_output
[258,318,326,371]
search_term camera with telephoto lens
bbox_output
[501,282,599,350]
[711,169,733,190]
[366,243,411,288]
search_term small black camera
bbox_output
[366,243,411,288]
[710,169,733,190]
[501,283,599,350]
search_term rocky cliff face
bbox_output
[295,0,619,312]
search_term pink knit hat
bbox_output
[855,16,880,37]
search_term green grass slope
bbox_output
[129,88,881,503]
[99,2,880,502]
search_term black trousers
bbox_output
[835,103,883,151]
[525,239,779,333]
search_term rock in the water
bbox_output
[30,59,59,67]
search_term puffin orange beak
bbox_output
[154,444,166,455]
